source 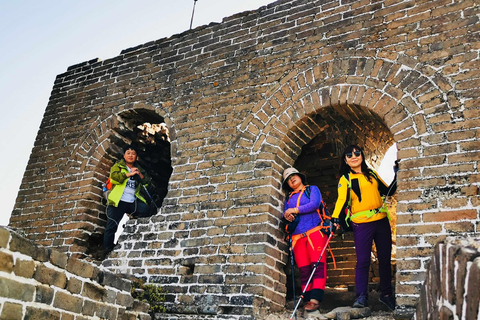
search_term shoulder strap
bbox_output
[319,199,331,218]
[304,185,311,199]
[343,173,351,193]
[296,187,305,207]
[344,173,352,210]
[370,169,379,182]
[369,170,385,194]
[286,186,306,206]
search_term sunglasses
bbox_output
[346,151,362,158]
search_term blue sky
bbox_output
[0,0,276,226]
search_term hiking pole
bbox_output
[134,174,159,211]
[141,183,159,211]
[289,232,334,320]
[289,237,297,320]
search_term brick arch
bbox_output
[235,55,454,161]
[68,102,175,202]
[64,102,174,180]
[60,103,174,257]
[245,58,428,303]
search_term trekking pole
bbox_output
[134,173,159,211]
[289,232,334,320]
[141,184,159,211]
[289,237,297,320]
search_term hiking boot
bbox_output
[304,300,321,312]
[379,294,396,311]
[352,294,368,308]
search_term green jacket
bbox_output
[107,159,151,207]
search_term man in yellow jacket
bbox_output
[104,144,151,254]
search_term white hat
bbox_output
[282,167,306,190]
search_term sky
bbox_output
[0,0,276,226]
[0,0,397,227]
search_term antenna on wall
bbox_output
[190,0,198,30]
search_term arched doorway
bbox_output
[282,104,398,305]
[86,107,174,259]
[109,108,173,209]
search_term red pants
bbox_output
[292,229,328,299]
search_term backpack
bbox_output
[338,170,385,233]
[284,185,332,236]
[337,173,353,232]
[102,177,113,201]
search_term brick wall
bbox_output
[416,236,480,320]
[10,0,480,318]
[0,226,150,320]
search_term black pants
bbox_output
[103,199,150,252]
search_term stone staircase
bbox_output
[326,232,356,287]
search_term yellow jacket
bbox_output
[332,171,390,224]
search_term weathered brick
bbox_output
[423,164,474,177]
[398,222,443,235]
[53,290,83,313]
[97,270,132,292]
[9,232,49,262]
[35,284,54,304]
[423,209,477,222]
[13,258,35,278]
[50,249,69,269]
[24,307,60,320]
[466,257,480,320]
[60,312,75,320]
[0,278,35,301]
[116,291,134,308]
[0,227,9,248]
[82,281,107,301]
[94,303,119,319]
[0,302,23,320]
[444,221,475,233]
[0,251,14,273]
[34,264,67,289]
[66,257,95,279]
[66,277,83,295]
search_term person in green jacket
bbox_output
[104,144,151,254]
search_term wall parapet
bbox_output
[416,236,480,320]
[0,226,150,320]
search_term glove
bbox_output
[331,218,340,233]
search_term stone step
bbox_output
[328,260,356,269]
[326,275,356,285]
[328,247,356,256]
[328,268,356,277]
[329,239,355,247]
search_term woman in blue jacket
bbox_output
[283,167,329,313]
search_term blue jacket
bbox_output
[283,185,322,235]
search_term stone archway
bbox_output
[282,103,398,302]
[51,103,174,258]
[230,54,454,310]
[268,100,400,299]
